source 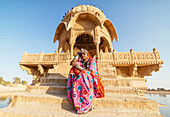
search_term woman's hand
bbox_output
[82,69,93,73]
[72,61,77,67]
[70,58,77,67]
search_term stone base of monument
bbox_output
[0,73,164,117]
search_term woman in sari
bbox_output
[67,48,105,114]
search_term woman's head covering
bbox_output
[78,48,92,59]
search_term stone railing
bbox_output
[20,51,70,63]
[99,48,162,64]
[20,48,163,65]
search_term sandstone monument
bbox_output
[0,5,164,117]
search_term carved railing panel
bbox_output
[100,52,114,61]
[43,54,54,62]
[116,52,131,61]
[57,53,70,61]
[22,54,40,62]
[20,52,70,63]
[135,52,156,61]
[100,49,162,63]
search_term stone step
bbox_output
[26,85,139,95]
[99,74,116,78]
[40,76,135,87]
[26,85,67,95]
[44,73,117,79]
[8,92,159,114]
[41,77,67,86]
[40,75,147,93]
[102,78,130,86]
[0,105,164,117]
[45,73,69,78]
[104,86,139,94]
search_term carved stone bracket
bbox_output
[113,66,117,76]
[20,65,42,85]
[38,65,44,75]
[129,64,138,77]
[138,64,162,78]
[20,65,32,75]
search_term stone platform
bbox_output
[0,73,164,117]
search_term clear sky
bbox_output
[0,0,170,89]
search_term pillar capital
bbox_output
[130,49,134,53]
[94,41,100,46]
[69,41,75,46]
[24,51,27,54]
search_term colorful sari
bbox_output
[67,54,105,113]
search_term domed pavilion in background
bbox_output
[0,5,165,117]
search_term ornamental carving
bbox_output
[137,64,162,78]
[24,55,39,62]
[38,65,44,75]
[43,55,54,61]
[117,53,131,60]
[136,52,155,60]
[99,51,161,63]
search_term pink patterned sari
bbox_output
[67,57,104,113]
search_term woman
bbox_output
[67,48,105,114]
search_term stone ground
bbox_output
[0,91,165,117]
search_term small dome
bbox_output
[62,5,106,23]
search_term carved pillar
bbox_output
[94,42,100,61]
[130,49,137,61]
[54,50,58,62]
[70,42,74,60]
[69,28,75,60]
[153,48,160,61]
[21,51,27,62]
[113,49,117,61]
[39,51,43,62]
[94,26,100,61]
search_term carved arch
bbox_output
[53,22,67,43]
[67,13,102,31]
[100,36,112,52]
[103,19,118,42]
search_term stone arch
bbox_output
[73,19,96,31]
[103,19,118,42]
[73,34,96,57]
[67,13,102,31]
[53,22,67,43]
[99,36,112,53]
[74,31,94,42]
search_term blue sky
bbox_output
[0,0,170,89]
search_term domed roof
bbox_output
[53,5,118,43]
[63,5,106,24]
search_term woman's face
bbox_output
[81,52,88,60]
